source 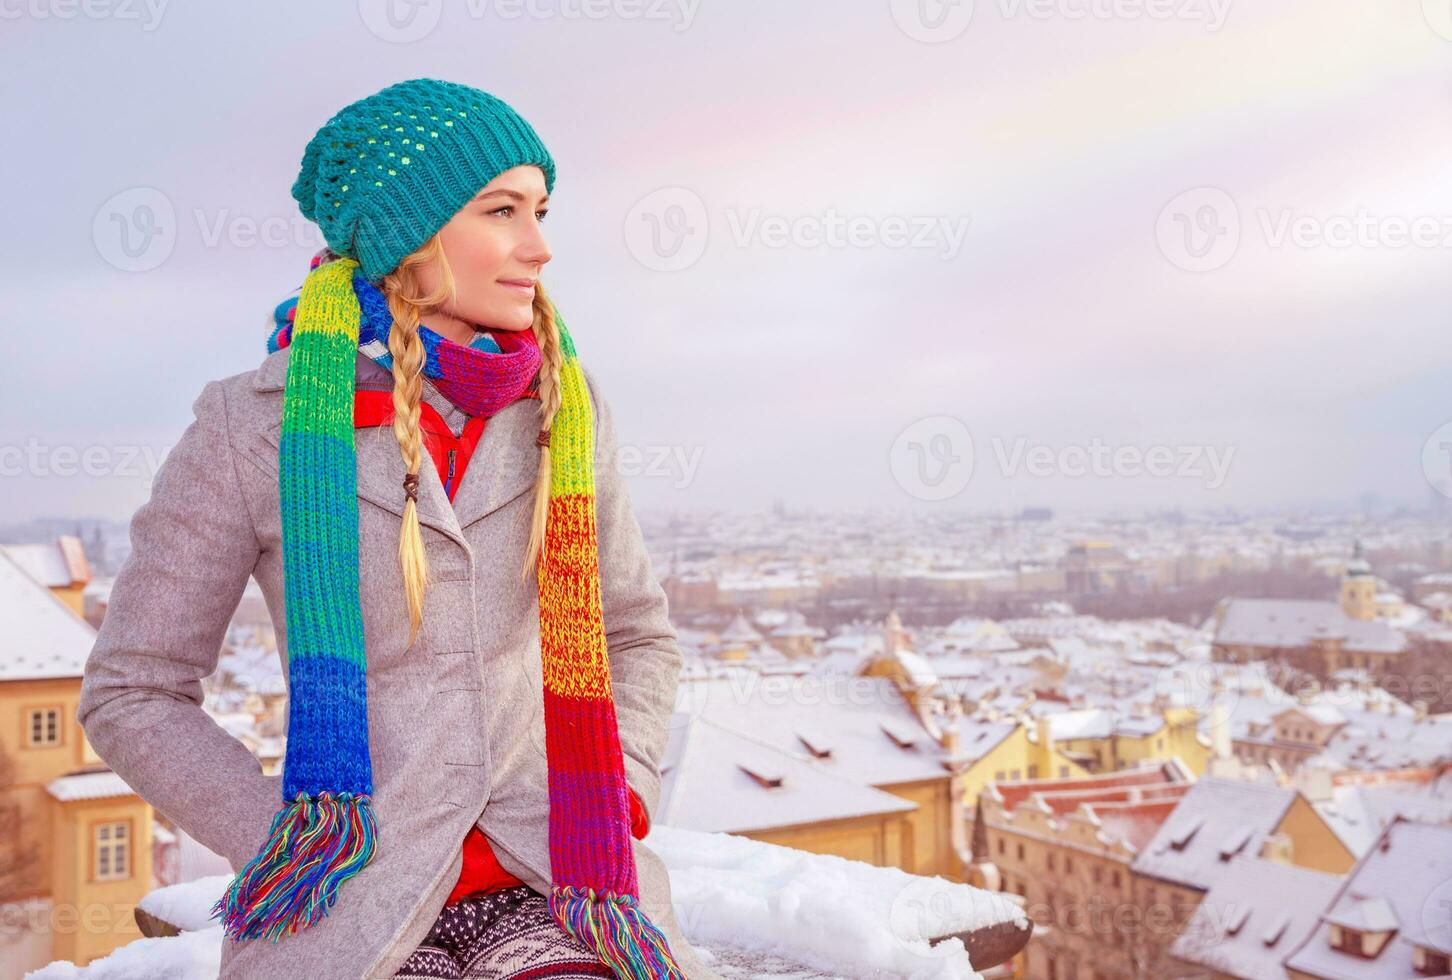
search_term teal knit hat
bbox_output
[291,78,556,282]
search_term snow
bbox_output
[649,824,1024,980]
[137,875,234,933]
[26,926,222,979]
[27,827,1025,980]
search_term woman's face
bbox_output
[418,164,552,336]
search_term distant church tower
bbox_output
[964,796,1002,891]
[1340,539,1376,622]
[884,609,908,657]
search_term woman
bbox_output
[77,78,719,980]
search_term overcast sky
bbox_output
[4,0,1451,523]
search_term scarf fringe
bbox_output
[210,790,377,944]
[549,885,689,979]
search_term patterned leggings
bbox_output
[391,884,614,979]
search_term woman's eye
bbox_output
[485,205,547,221]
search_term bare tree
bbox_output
[0,739,43,901]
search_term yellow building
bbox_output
[660,607,1094,889]
[1039,704,1215,777]
[0,548,152,977]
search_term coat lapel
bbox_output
[447,395,541,532]
[250,348,540,550]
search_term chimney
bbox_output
[1295,766,1334,803]
[1209,699,1232,760]
[1037,714,1055,757]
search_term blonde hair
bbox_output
[378,234,566,649]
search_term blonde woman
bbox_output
[78,78,718,980]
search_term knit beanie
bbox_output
[290,78,556,283]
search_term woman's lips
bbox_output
[499,279,536,296]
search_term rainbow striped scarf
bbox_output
[212,255,688,979]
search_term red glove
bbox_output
[627,785,650,838]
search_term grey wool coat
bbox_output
[77,346,722,980]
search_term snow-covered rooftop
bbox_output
[1170,854,1339,979]
[1284,819,1452,977]
[1131,777,1296,891]
[0,548,97,681]
[46,770,133,802]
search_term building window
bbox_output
[1048,852,1056,871]
[1059,765,1069,777]
[1017,842,1025,861]
[997,838,1005,856]
[1065,856,1074,874]
[1028,764,1039,778]
[26,707,61,747]
[93,821,131,882]
[1111,869,1122,889]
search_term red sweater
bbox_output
[353,390,650,906]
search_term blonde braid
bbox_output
[379,236,456,649]
[521,281,564,582]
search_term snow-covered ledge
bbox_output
[28,826,1029,980]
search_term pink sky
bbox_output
[3,0,1450,520]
